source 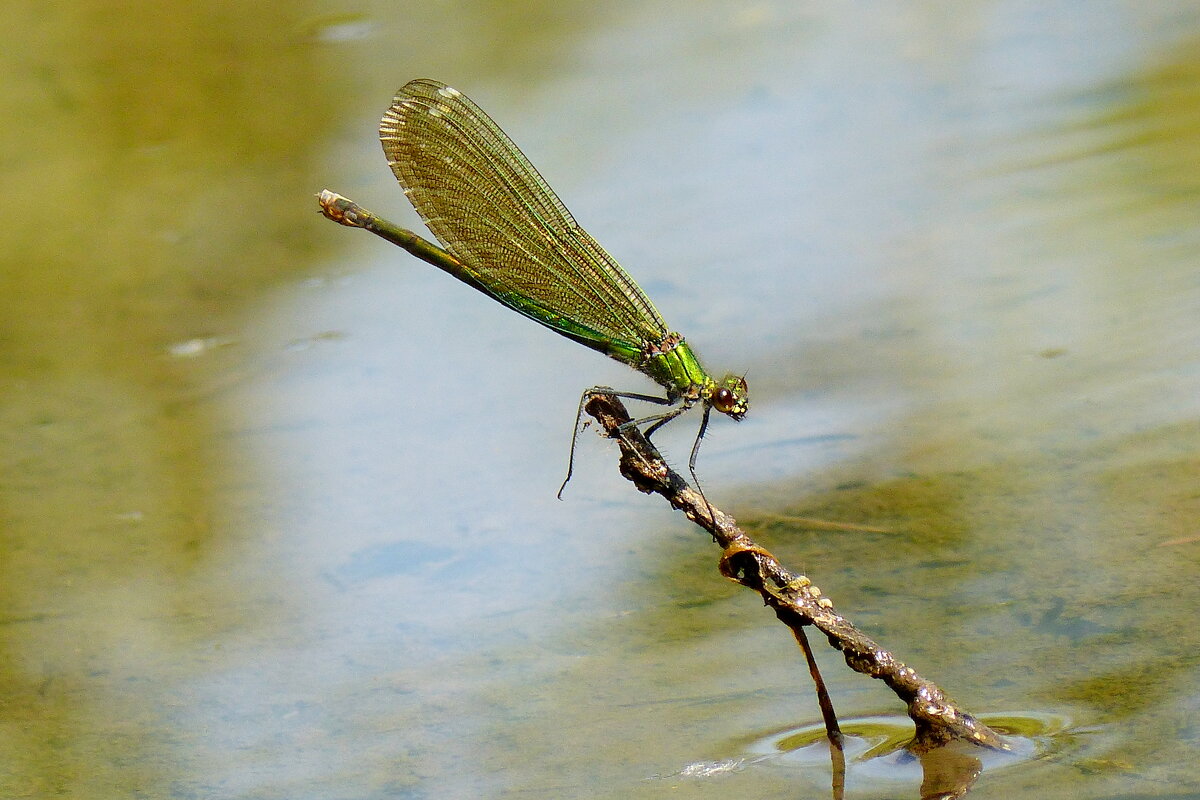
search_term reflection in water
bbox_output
[657,712,1066,797]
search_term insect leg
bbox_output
[687,403,717,525]
[557,386,673,499]
[634,403,691,440]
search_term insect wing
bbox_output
[379,79,671,356]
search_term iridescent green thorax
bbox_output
[640,333,749,419]
[639,332,707,396]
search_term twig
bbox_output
[582,393,1006,753]
[793,625,847,797]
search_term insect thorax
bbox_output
[639,332,712,401]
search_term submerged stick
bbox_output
[582,392,1006,753]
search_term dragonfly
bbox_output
[318,78,748,507]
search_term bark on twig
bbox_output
[584,393,1006,753]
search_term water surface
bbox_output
[2,2,1198,798]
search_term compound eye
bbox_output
[712,387,736,413]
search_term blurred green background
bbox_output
[2,2,1198,798]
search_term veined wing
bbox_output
[379,79,671,360]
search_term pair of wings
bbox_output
[379,78,671,364]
